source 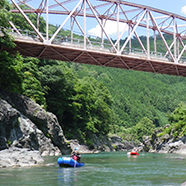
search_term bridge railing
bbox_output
[3,27,186,63]
[3,27,40,42]
[52,35,113,52]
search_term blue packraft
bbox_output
[57,157,84,167]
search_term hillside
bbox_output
[72,63,186,129]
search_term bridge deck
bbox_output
[9,36,186,77]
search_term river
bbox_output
[0,152,186,186]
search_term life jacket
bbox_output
[71,153,80,161]
[72,155,78,161]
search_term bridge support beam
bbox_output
[149,11,175,63]
[11,0,45,42]
[84,0,86,50]
[146,11,150,60]
[173,17,178,64]
[120,10,147,53]
[46,0,49,41]
[49,0,83,43]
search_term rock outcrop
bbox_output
[0,90,71,156]
[0,147,44,168]
[110,136,135,151]
[69,136,135,154]
[181,181,186,186]
[142,127,186,155]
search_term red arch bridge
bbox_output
[4,0,186,77]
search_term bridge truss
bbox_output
[7,0,186,76]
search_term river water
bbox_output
[0,152,186,186]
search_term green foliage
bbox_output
[39,62,77,124]
[132,117,155,141]
[159,103,186,140]
[0,51,24,93]
[73,77,113,135]
[0,0,15,49]
[7,140,12,146]
[37,61,113,139]
[74,63,186,130]
[0,0,24,93]
[0,0,11,27]
[22,57,46,107]
[11,5,46,33]
[85,137,94,149]
[112,144,117,150]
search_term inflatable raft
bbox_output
[130,152,139,155]
[57,157,84,167]
[127,151,139,156]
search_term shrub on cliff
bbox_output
[132,117,156,142]
[161,103,186,140]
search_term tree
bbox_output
[166,102,186,139]
[0,0,15,48]
[22,57,46,107]
[73,77,113,136]
[0,0,24,93]
[39,62,113,140]
[11,5,46,33]
[39,62,77,128]
[133,117,155,141]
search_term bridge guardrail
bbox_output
[2,27,186,63]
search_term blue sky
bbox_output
[126,0,186,16]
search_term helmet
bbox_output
[74,147,79,151]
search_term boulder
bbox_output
[181,181,186,186]
[89,133,113,152]
[168,141,184,153]
[69,139,97,153]
[142,136,151,152]
[0,147,44,168]
[110,136,134,151]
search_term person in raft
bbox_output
[131,147,138,153]
[71,147,81,162]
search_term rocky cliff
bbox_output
[0,90,71,156]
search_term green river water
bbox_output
[0,152,186,186]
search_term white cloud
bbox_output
[181,5,186,15]
[88,20,128,38]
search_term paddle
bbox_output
[74,161,76,168]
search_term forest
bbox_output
[1,0,186,146]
